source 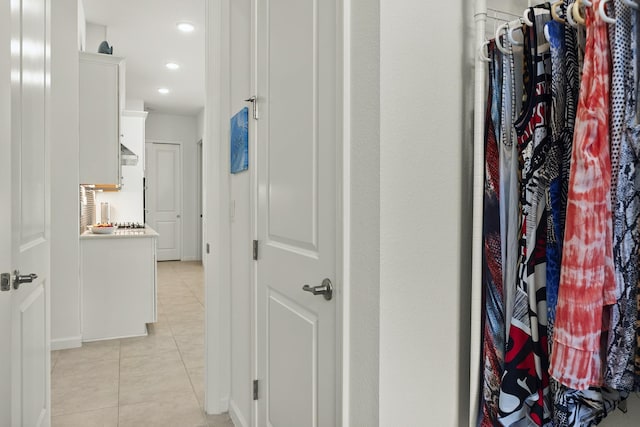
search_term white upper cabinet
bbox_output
[79,52,125,185]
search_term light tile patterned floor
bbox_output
[51,261,233,427]
[601,393,640,426]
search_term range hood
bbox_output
[121,144,139,166]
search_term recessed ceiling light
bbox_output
[165,62,180,70]
[176,21,195,33]
[158,88,170,95]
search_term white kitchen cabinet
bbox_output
[79,52,125,185]
[80,228,157,341]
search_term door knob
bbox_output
[176,214,181,218]
[13,270,38,290]
[302,278,333,301]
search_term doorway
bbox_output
[146,141,183,262]
[203,0,345,425]
[49,0,213,425]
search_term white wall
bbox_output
[77,0,86,50]
[95,111,147,224]
[197,108,205,141]
[85,22,106,54]
[204,0,232,413]
[487,0,523,17]
[347,0,380,425]
[377,0,471,425]
[126,98,145,111]
[51,0,82,350]
[146,112,201,261]
[228,0,252,425]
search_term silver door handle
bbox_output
[302,278,333,301]
[13,270,38,290]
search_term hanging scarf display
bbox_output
[476,1,640,425]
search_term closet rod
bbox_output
[486,7,524,19]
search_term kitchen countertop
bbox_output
[80,225,159,239]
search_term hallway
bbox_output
[51,261,232,427]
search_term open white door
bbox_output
[0,0,52,426]
[145,142,183,261]
[256,0,339,425]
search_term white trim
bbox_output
[204,0,231,415]
[122,110,148,118]
[249,0,259,425]
[196,140,203,261]
[81,330,149,342]
[144,140,184,262]
[340,0,351,425]
[229,399,250,427]
[50,336,82,351]
[220,396,230,411]
[181,256,199,262]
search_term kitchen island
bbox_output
[80,226,158,341]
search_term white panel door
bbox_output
[0,0,51,426]
[146,143,182,261]
[256,0,339,425]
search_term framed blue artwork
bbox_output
[230,107,249,174]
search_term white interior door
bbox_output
[256,0,339,425]
[0,0,51,426]
[146,142,182,261]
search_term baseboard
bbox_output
[50,336,82,351]
[181,256,201,262]
[229,399,249,427]
[205,396,230,416]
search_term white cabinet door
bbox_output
[0,1,51,426]
[79,52,124,185]
[256,0,339,425]
[81,237,156,341]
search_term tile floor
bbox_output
[51,261,233,427]
[50,261,640,426]
[601,393,640,426]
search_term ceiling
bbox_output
[83,0,205,115]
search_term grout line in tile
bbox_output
[175,326,206,420]
[174,267,206,420]
[51,406,120,422]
